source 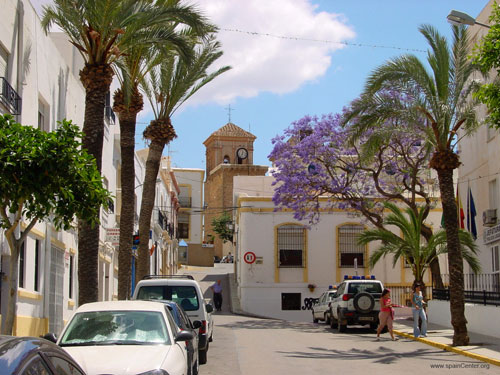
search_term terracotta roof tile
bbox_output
[209,122,256,139]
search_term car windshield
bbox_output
[137,286,199,311]
[348,283,382,294]
[59,310,170,346]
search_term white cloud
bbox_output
[31,0,355,106]
[192,0,355,104]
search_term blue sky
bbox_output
[33,0,489,171]
[156,0,488,171]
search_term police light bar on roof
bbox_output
[344,275,376,280]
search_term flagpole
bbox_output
[467,179,470,232]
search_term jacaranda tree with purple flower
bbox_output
[269,107,447,283]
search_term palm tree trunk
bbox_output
[114,87,143,300]
[78,63,114,306]
[137,140,165,283]
[421,224,444,288]
[117,111,137,300]
[436,168,469,346]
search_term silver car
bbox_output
[312,289,337,324]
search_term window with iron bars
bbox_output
[277,224,305,268]
[338,224,365,268]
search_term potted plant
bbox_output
[308,283,316,292]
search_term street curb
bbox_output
[393,329,500,367]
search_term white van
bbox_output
[132,275,214,364]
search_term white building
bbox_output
[458,0,500,278]
[173,168,209,266]
[0,0,120,336]
[233,176,444,321]
[135,151,180,283]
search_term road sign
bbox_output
[243,251,256,264]
[105,228,120,246]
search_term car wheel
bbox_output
[199,349,207,365]
[193,359,199,375]
[330,315,338,329]
[338,323,347,333]
[353,292,375,313]
[312,311,319,323]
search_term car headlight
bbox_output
[137,370,170,375]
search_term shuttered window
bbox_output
[0,46,8,78]
[49,246,64,334]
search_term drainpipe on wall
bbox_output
[16,0,24,122]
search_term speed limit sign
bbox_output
[243,251,256,264]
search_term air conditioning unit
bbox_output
[483,209,497,227]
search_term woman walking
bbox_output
[376,288,399,341]
[412,283,428,338]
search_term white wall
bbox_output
[1,0,121,333]
[173,168,204,246]
[428,300,500,338]
[233,175,444,322]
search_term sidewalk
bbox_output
[393,310,500,367]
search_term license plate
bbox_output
[359,317,374,321]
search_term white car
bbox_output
[56,300,194,375]
[132,275,213,364]
[311,288,337,324]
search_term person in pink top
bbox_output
[376,288,399,341]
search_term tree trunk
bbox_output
[436,168,469,346]
[1,244,19,335]
[136,140,165,283]
[77,63,113,306]
[117,111,137,300]
[114,87,143,300]
[421,224,444,288]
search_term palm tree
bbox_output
[137,34,231,282]
[358,202,480,292]
[345,25,481,346]
[41,0,212,305]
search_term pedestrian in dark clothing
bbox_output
[211,280,223,311]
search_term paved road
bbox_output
[181,265,496,374]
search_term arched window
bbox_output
[338,224,365,268]
[277,224,305,267]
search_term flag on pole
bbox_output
[453,185,465,229]
[467,187,477,239]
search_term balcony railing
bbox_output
[105,106,116,125]
[1,77,22,115]
[432,273,500,306]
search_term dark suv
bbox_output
[329,277,384,332]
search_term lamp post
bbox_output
[447,9,490,28]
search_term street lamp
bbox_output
[447,9,490,28]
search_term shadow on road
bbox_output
[220,318,346,334]
[277,346,479,365]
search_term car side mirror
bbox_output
[206,304,214,313]
[175,331,194,342]
[192,320,202,329]
[43,333,58,343]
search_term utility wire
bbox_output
[220,28,427,53]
